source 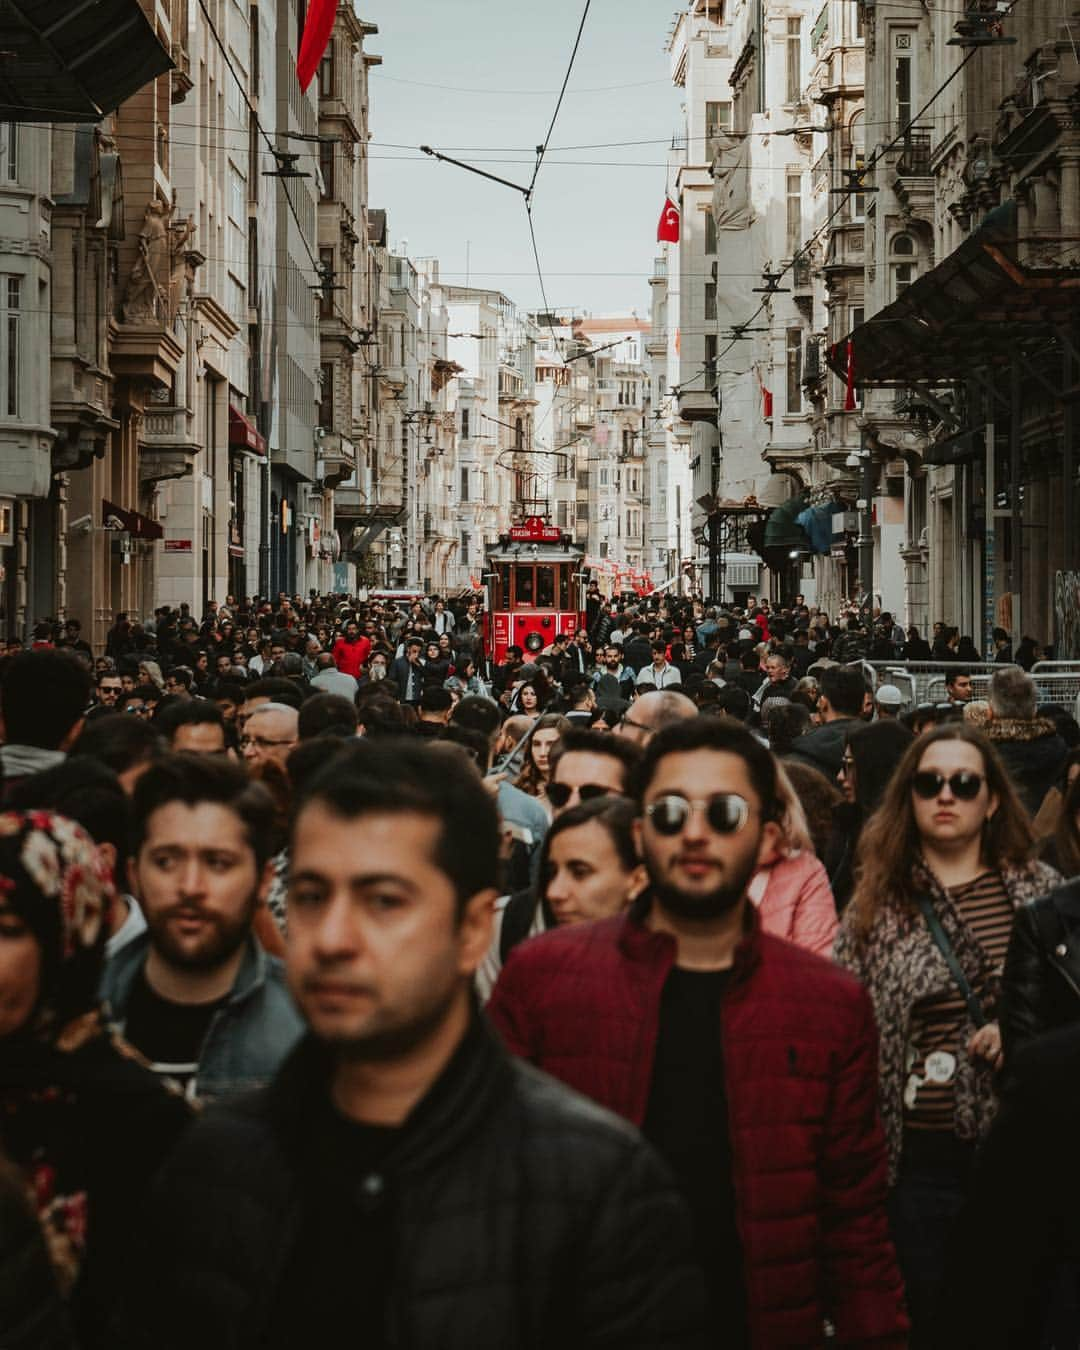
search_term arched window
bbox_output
[891,234,917,298]
[849,112,866,220]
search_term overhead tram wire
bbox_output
[528,0,593,198]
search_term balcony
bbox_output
[896,130,932,178]
[138,406,202,484]
[316,428,356,488]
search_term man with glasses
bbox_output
[240,702,298,770]
[489,717,906,1349]
[90,669,124,718]
[547,727,640,815]
[616,689,697,746]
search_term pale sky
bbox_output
[361,0,683,319]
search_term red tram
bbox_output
[483,516,587,666]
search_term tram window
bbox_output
[516,567,534,606]
[537,566,555,608]
[559,566,570,611]
[498,563,511,607]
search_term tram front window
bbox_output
[516,567,534,606]
[559,566,570,611]
[537,566,555,608]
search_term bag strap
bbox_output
[915,894,988,1028]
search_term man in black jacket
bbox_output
[114,738,704,1350]
[784,664,866,778]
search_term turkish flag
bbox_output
[657,197,680,243]
[844,338,857,411]
[297,0,339,91]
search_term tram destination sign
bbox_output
[508,516,562,542]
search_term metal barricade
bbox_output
[1032,661,1080,675]
[922,671,1080,713]
[867,661,1009,707]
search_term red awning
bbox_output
[229,405,267,456]
[102,498,163,540]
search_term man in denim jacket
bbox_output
[101,754,302,1101]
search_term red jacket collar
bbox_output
[619,890,764,987]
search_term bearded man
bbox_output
[488,717,907,1350]
[101,753,302,1101]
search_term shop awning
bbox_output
[762,491,810,550]
[826,202,1080,388]
[796,500,841,554]
[229,405,267,456]
[0,0,174,123]
[102,497,162,540]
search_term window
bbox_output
[704,282,717,322]
[228,163,245,224]
[0,124,16,182]
[786,327,803,414]
[516,568,535,606]
[537,567,555,607]
[705,101,732,160]
[318,361,334,429]
[891,234,916,297]
[577,500,589,521]
[894,32,914,134]
[622,428,633,457]
[318,246,334,318]
[460,531,470,563]
[786,18,802,104]
[318,42,335,97]
[704,210,717,254]
[786,171,803,256]
[849,112,866,220]
[704,334,718,378]
[460,466,469,501]
[318,138,334,199]
[556,499,568,528]
[600,466,609,487]
[1,276,19,417]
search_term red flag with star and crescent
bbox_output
[657,197,680,243]
[297,0,340,91]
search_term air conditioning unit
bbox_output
[832,511,859,533]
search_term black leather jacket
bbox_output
[1000,877,1080,1056]
[113,1018,705,1350]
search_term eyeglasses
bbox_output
[911,771,985,801]
[645,793,751,836]
[547,782,616,809]
[240,735,297,751]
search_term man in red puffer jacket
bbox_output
[488,717,907,1349]
[331,618,370,679]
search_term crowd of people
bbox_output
[1,586,1079,1348]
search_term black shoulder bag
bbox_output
[915,895,988,1029]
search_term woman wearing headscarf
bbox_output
[0,812,191,1346]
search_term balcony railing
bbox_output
[896,129,932,177]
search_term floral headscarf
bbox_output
[0,811,113,1045]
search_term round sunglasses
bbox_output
[911,770,985,801]
[645,793,750,836]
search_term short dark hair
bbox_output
[420,687,453,714]
[8,757,131,879]
[1,651,92,749]
[131,753,276,869]
[215,681,246,705]
[244,677,303,711]
[168,667,194,691]
[946,668,972,685]
[449,695,501,739]
[567,682,593,709]
[716,686,751,721]
[156,699,226,744]
[97,669,122,686]
[820,665,867,717]
[632,716,779,821]
[71,711,164,775]
[298,692,358,740]
[295,738,499,907]
[548,726,641,786]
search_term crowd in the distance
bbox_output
[1,586,1079,1349]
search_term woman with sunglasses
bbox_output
[835,723,1058,1343]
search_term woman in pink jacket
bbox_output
[749,763,838,957]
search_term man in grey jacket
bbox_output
[100,753,302,1101]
